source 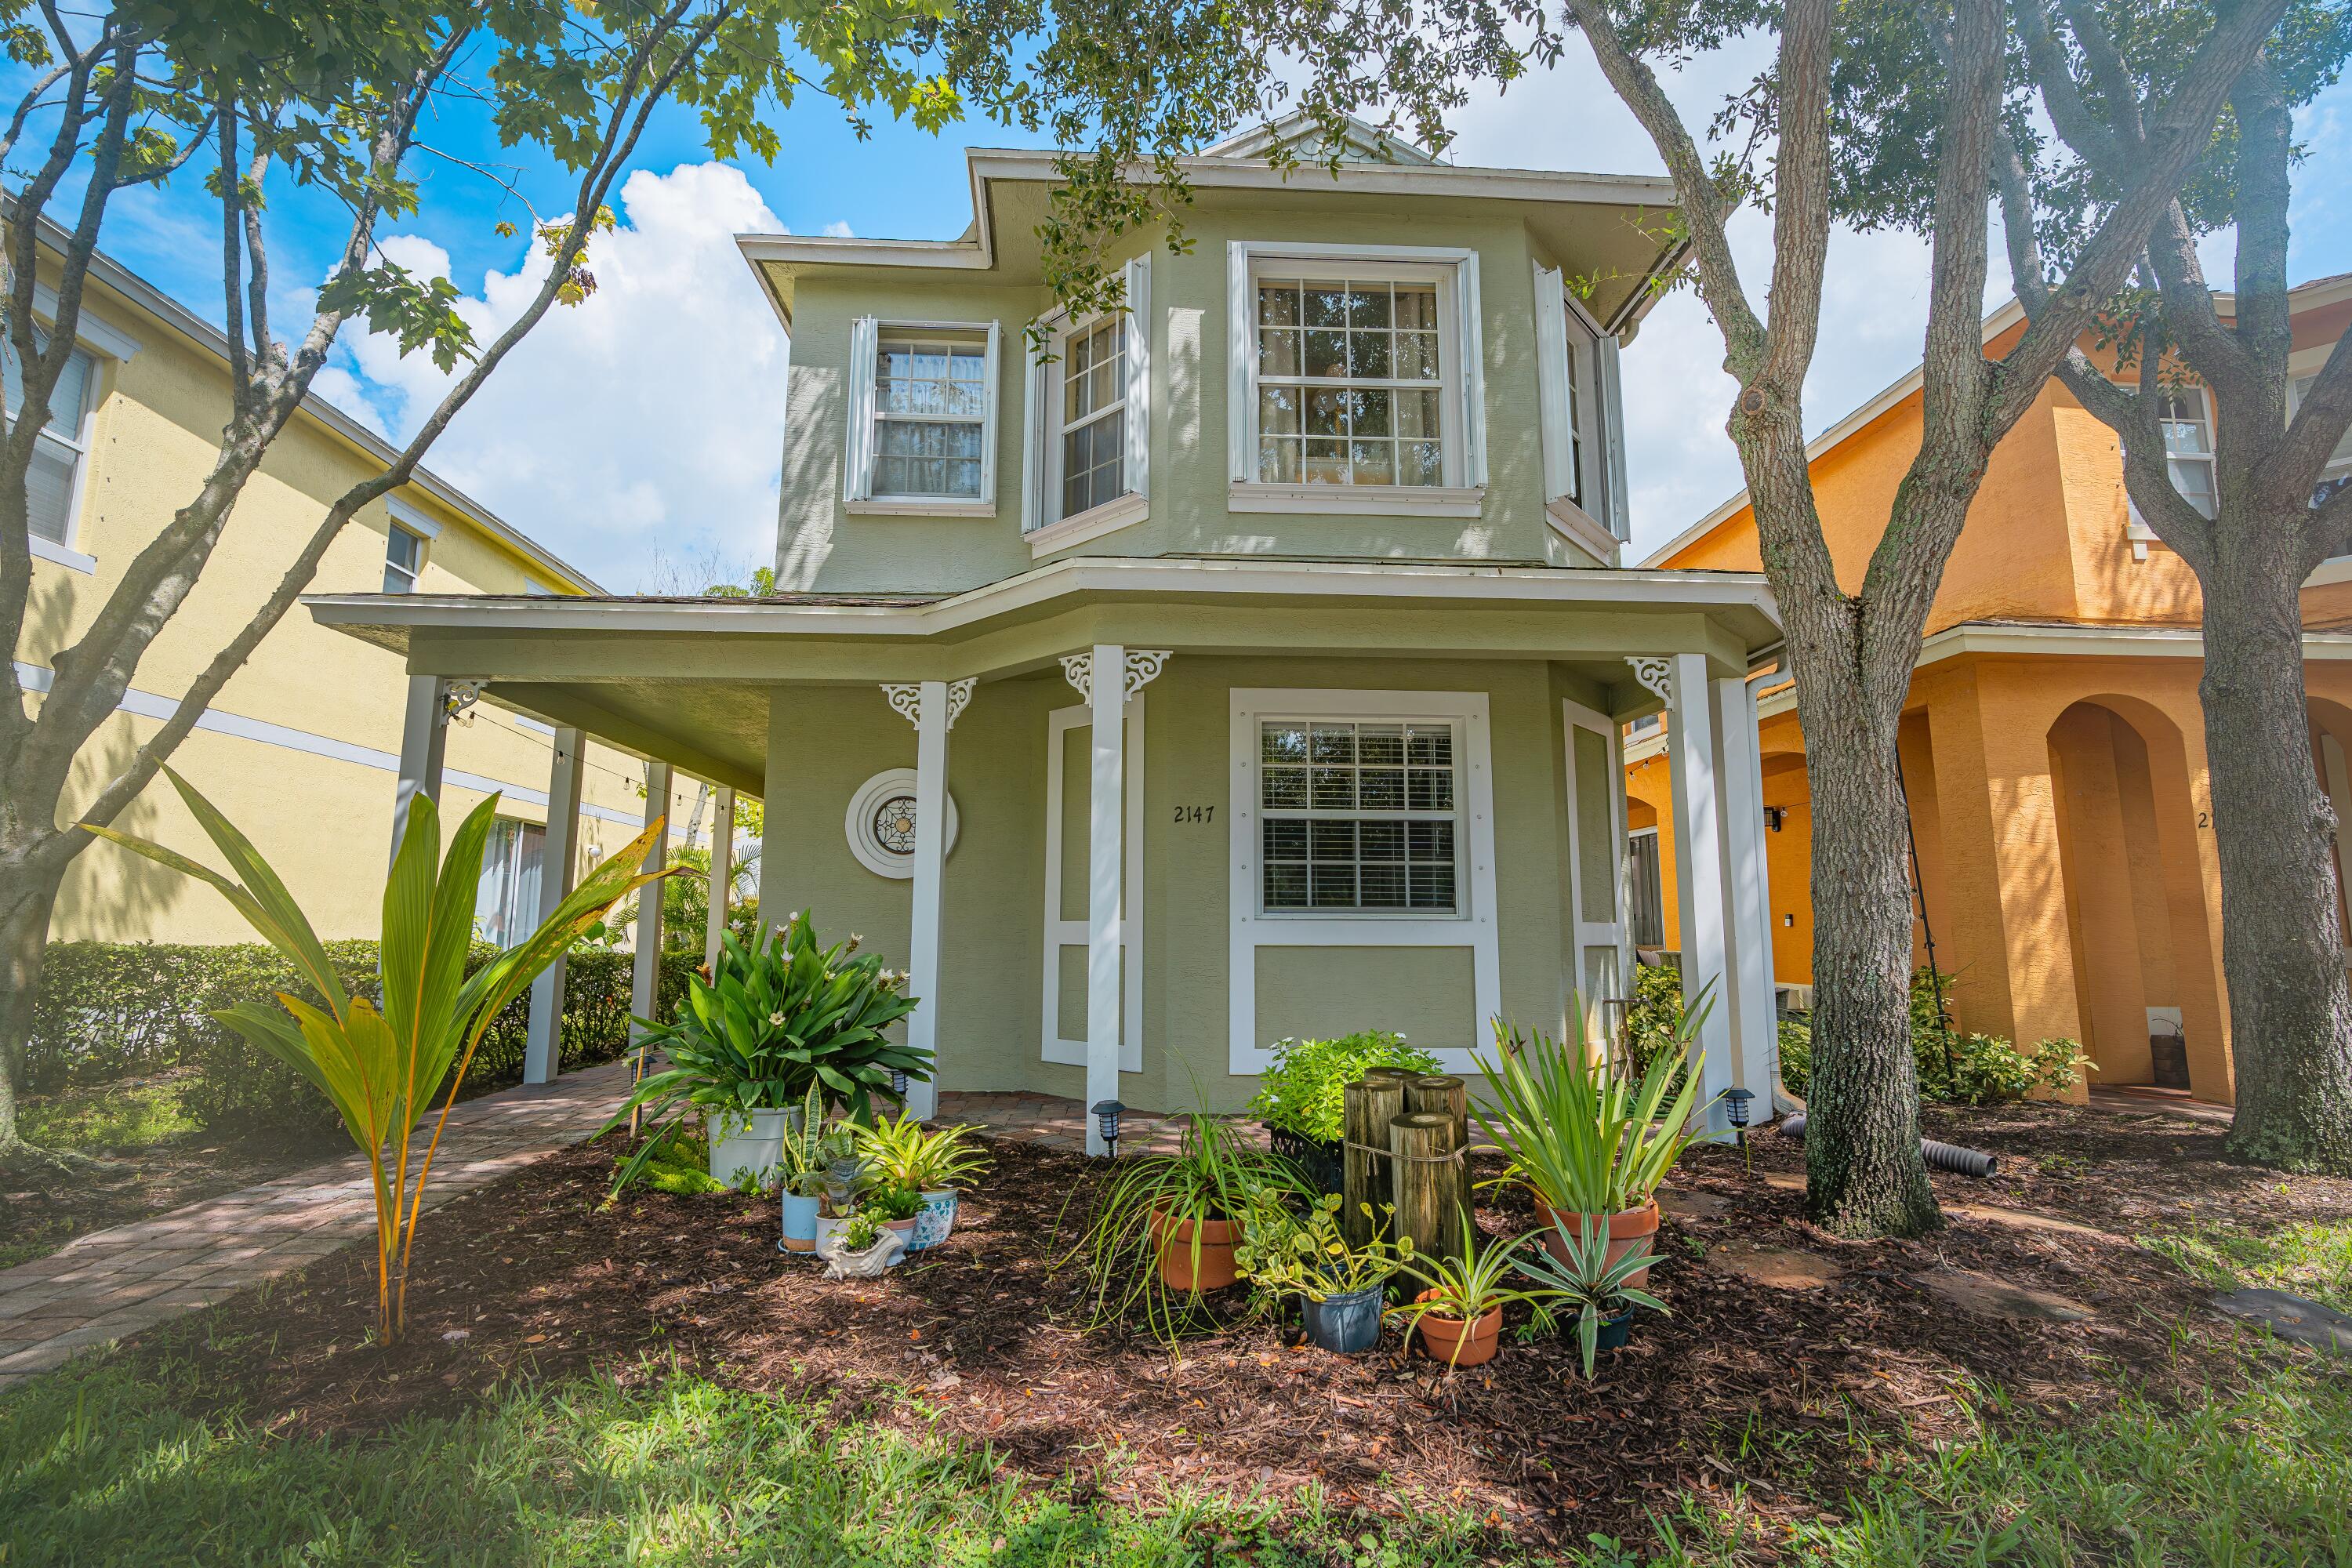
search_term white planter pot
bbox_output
[707,1107,795,1187]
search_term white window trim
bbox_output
[2127,385,2217,556]
[1226,687,1499,1076]
[1041,698,1145,1070]
[1545,496,1619,563]
[383,520,427,592]
[1022,255,1150,545]
[1225,241,1486,513]
[385,495,443,539]
[842,316,1002,514]
[1561,696,1633,1039]
[1534,260,1628,550]
[14,289,139,570]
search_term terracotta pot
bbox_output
[1411,1290,1502,1367]
[883,1216,918,1243]
[1534,1197,1661,1289]
[1149,1210,1240,1291]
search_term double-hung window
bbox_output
[1256,717,1463,914]
[1022,253,1150,542]
[842,318,1001,513]
[1227,243,1484,514]
[2158,389,2217,518]
[383,523,426,592]
[1533,262,1627,548]
[4,332,96,548]
[2290,373,2352,508]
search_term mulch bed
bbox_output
[114,1104,2348,1553]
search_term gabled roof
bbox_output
[1200,110,1441,165]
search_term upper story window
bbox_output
[1254,276,1446,488]
[843,317,1001,514]
[1226,242,1486,517]
[1022,256,1151,544]
[4,332,96,546]
[2290,373,2352,507]
[383,521,426,591]
[1534,262,1627,548]
[2158,389,2217,519]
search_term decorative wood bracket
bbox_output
[1625,656,1674,706]
[880,678,978,731]
[441,680,485,724]
[1061,649,1173,704]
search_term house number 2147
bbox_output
[1173,804,1216,824]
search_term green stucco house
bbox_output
[314,117,1785,1150]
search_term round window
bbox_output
[844,769,958,878]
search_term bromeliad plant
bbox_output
[87,768,668,1343]
[1475,990,1718,1219]
[1515,1214,1670,1378]
[604,912,928,1191]
[854,1112,991,1194]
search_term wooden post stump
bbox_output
[1406,1076,1468,1238]
[1388,1110,1462,1265]
[1341,1077,1405,1247]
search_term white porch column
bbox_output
[884,678,971,1121]
[1086,645,1125,1154]
[390,676,449,867]
[704,786,735,971]
[1711,672,1779,1121]
[630,761,673,1041]
[523,726,586,1085]
[1653,654,1737,1135]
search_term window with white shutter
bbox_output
[842,318,1001,513]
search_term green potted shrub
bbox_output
[855,1112,991,1250]
[824,1210,902,1279]
[1392,1218,1562,1369]
[1247,1031,1440,1192]
[1077,1109,1312,1343]
[1233,1189,1411,1354]
[1515,1214,1671,1377]
[1474,995,1715,1289]
[863,1180,925,1246]
[604,912,930,1192]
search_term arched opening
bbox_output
[2046,699,2212,1094]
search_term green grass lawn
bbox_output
[3,1332,2347,1566]
[2140,1217,2352,1316]
[15,1076,198,1157]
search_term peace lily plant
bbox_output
[89,768,667,1343]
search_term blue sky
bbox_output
[53,33,2352,587]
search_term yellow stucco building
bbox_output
[1627,276,2352,1105]
[19,227,661,944]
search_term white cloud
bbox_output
[335,162,789,589]
[821,220,855,238]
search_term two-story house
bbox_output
[311,119,1788,1144]
[1626,274,2352,1108]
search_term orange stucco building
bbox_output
[1629,276,2352,1105]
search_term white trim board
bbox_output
[1041,698,1145,1071]
[1226,687,1500,1076]
[11,660,641,826]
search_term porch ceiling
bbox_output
[313,558,1780,790]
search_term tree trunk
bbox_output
[2200,532,2352,1171]
[0,840,67,1163]
[1795,691,1944,1234]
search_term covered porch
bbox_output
[310,557,1786,1152]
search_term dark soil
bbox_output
[110,1100,2350,1553]
[0,1080,342,1269]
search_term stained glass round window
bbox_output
[872,794,919,855]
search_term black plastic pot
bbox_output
[1301,1285,1385,1353]
[1595,1307,1637,1352]
[1267,1127,1345,1195]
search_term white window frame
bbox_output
[1022,255,1151,553]
[1040,699,1145,1069]
[1250,713,1470,920]
[2124,385,2219,557]
[1533,261,1629,557]
[10,286,136,573]
[842,316,1002,517]
[2290,368,2352,504]
[382,521,426,592]
[1225,241,1486,518]
[1227,687,1499,1076]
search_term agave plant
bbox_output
[87,767,668,1342]
[1515,1214,1670,1377]
[604,912,928,1190]
[1474,987,1718,1218]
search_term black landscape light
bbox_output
[1091,1098,1126,1158]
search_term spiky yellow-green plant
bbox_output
[89,766,669,1341]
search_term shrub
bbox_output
[1245,1030,1442,1145]
[24,938,695,1134]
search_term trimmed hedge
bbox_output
[25,941,697,1133]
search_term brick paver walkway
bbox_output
[0,1057,641,1389]
[935,1091,1206,1154]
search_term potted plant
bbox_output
[1515,1214,1671,1377]
[855,1112,992,1250]
[777,1084,829,1254]
[1247,1031,1441,1192]
[604,912,931,1192]
[1077,1109,1312,1342]
[864,1181,925,1245]
[1473,994,1715,1290]
[823,1210,903,1279]
[1234,1189,1412,1354]
[1392,1218,1561,1369]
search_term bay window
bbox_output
[1533,260,1628,547]
[1022,253,1150,543]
